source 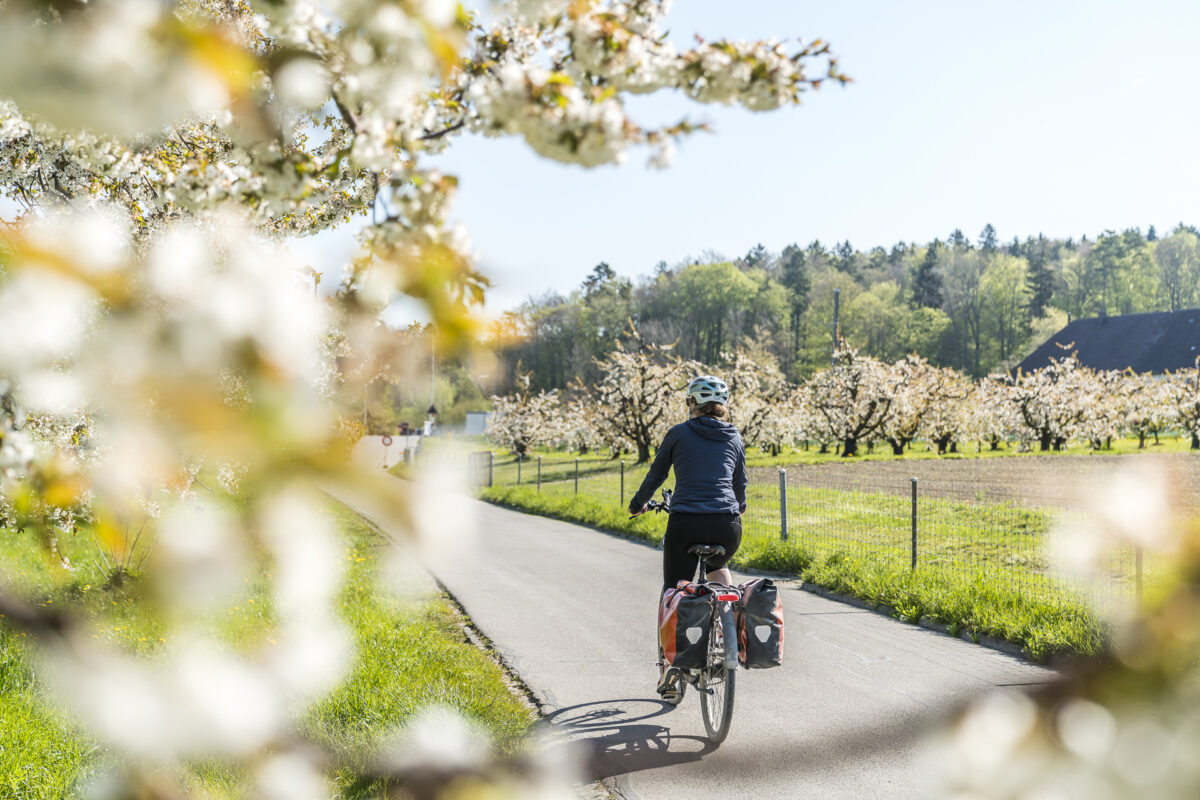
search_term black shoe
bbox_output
[657,668,682,702]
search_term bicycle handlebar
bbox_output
[630,488,672,519]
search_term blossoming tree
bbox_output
[1007,356,1095,451]
[724,348,803,455]
[582,326,698,463]
[488,372,560,458]
[1165,360,1200,450]
[803,345,904,457]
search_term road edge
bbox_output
[329,491,623,800]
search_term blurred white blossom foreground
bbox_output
[0,0,846,795]
[938,461,1200,800]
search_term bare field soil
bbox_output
[751,451,1200,509]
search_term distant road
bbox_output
[351,434,422,469]
[416,499,1057,800]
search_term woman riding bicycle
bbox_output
[628,375,747,697]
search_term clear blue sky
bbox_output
[180,2,1200,318]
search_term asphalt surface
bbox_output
[350,434,422,469]
[406,498,1058,799]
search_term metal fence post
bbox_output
[1136,545,1144,609]
[488,452,494,487]
[574,458,579,494]
[537,456,542,492]
[620,460,625,505]
[910,477,918,569]
[517,456,522,485]
[778,468,788,541]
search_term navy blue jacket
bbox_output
[629,416,747,515]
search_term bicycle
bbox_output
[635,489,740,744]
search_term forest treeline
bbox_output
[489,223,1200,391]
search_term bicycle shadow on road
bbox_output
[542,698,717,779]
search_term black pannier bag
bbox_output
[659,581,713,670]
[737,578,784,668]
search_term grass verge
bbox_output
[481,484,1107,663]
[0,502,534,799]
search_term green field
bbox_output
[0,503,534,799]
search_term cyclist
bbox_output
[628,375,747,698]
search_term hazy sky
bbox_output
[222,2,1200,317]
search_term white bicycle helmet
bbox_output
[686,375,729,405]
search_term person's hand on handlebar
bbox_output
[629,503,648,517]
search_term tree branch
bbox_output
[419,121,466,141]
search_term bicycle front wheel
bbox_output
[699,609,736,743]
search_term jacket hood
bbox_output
[686,415,739,442]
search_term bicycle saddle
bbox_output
[687,544,726,558]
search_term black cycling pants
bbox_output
[662,512,742,590]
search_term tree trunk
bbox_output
[818,442,828,454]
[636,441,651,463]
[949,442,958,453]
[989,437,1000,451]
[1138,432,1146,449]
[842,437,858,457]
[1039,432,1052,451]
[889,439,905,456]
[1192,434,1199,451]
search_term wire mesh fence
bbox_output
[465,450,1164,610]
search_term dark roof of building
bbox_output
[1016,308,1200,375]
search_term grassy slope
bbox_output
[480,485,1106,662]
[0,503,533,799]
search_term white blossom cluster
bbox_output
[938,461,1200,800]
[490,342,1200,462]
[723,349,805,454]
[487,372,561,458]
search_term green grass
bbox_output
[481,484,1109,662]
[0,502,534,799]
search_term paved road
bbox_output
[351,434,422,469]
[415,499,1058,799]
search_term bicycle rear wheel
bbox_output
[699,610,736,742]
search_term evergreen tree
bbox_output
[1026,246,1055,317]
[948,228,969,250]
[866,246,888,272]
[582,262,617,297]
[1148,224,1158,242]
[979,223,998,253]
[911,240,944,308]
[1008,236,1022,256]
[780,243,811,361]
[740,243,768,269]
[834,240,857,276]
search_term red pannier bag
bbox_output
[737,578,784,668]
[659,581,713,670]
